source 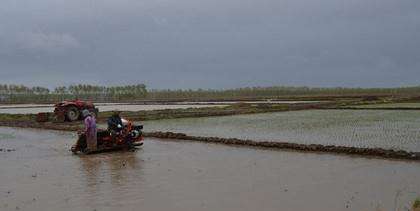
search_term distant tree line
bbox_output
[0,84,419,103]
[146,86,420,100]
[0,84,147,103]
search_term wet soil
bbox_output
[1,127,420,211]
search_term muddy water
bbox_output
[1,127,420,211]
[142,110,420,151]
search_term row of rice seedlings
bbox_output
[142,110,420,151]
[354,102,420,108]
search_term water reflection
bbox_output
[78,151,143,192]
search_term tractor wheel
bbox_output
[66,106,80,121]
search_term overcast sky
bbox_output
[0,0,419,89]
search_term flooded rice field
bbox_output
[177,100,322,105]
[0,103,226,114]
[142,110,420,151]
[1,127,419,211]
[96,104,226,112]
[0,100,320,114]
[353,103,420,109]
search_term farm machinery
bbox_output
[71,119,144,154]
[54,100,98,122]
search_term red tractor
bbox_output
[54,100,99,122]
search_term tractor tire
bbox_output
[66,106,80,121]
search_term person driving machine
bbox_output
[107,111,134,147]
[107,111,123,133]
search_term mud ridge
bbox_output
[144,131,420,161]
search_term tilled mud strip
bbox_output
[1,121,420,161]
[144,132,420,161]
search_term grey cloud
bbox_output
[17,31,80,52]
[0,0,419,89]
